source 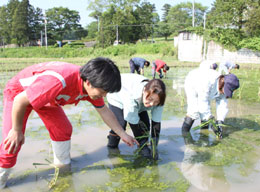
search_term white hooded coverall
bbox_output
[184,68,228,121]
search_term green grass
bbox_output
[0,41,177,58]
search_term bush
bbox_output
[0,41,175,58]
[239,37,260,52]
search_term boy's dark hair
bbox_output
[80,57,121,93]
[235,64,240,69]
[143,79,166,106]
[164,64,170,71]
[144,61,150,67]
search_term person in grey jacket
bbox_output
[219,61,240,74]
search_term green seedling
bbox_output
[133,121,158,159]
[33,158,60,189]
[192,118,227,139]
[237,82,245,100]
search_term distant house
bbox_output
[174,31,260,64]
[174,31,203,62]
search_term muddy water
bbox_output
[0,68,260,192]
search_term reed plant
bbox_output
[134,121,158,160]
[192,118,226,139]
[33,159,60,189]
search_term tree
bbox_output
[135,1,156,41]
[155,22,171,40]
[0,0,19,44]
[0,6,11,44]
[11,0,29,46]
[208,0,250,29]
[162,3,171,22]
[167,2,207,34]
[98,6,117,47]
[28,6,44,42]
[87,0,140,19]
[86,21,98,39]
[46,7,82,41]
[244,4,260,36]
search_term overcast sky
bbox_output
[0,0,214,27]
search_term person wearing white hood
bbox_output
[181,67,240,138]
[199,60,218,70]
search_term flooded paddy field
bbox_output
[0,60,260,192]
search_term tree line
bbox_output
[0,0,87,46]
[1,0,260,50]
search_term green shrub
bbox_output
[0,41,174,58]
[238,37,260,52]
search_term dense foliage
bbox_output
[0,41,177,58]
[0,0,260,51]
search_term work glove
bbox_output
[159,74,164,79]
[214,120,223,139]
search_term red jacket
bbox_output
[4,61,105,110]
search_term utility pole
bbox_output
[44,13,48,50]
[116,25,119,44]
[203,12,206,29]
[192,0,195,27]
[152,24,154,43]
[97,16,100,32]
[203,12,207,59]
[40,31,43,47]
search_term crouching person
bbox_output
[106,74,166,160]
[182,67,240,138]
[0,57,138,188]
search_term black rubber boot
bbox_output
[182,116,194,133]
[138,139,152,159]
[214,120,224,139]
[107,134,120,148]
[150,137,159,160]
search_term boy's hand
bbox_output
[120,133,139,147]
[4,129,25,154]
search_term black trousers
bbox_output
[129,59,141,74]
[108,103,150,137]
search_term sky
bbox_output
[0,0,215,27]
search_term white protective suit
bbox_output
[199,60,215,70]
[184,68,228,121]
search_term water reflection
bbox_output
[1,66,260,191]
[181,131,230,192]
[180,115,260,192]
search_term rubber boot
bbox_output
[182,116,194,133]
[51,140,71,165]
[150,137,159,160]
[215,120,224,139]
[138,139,152,159]
[107,133,120,148]
[51,140,71,174]
[0,167,11,189]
